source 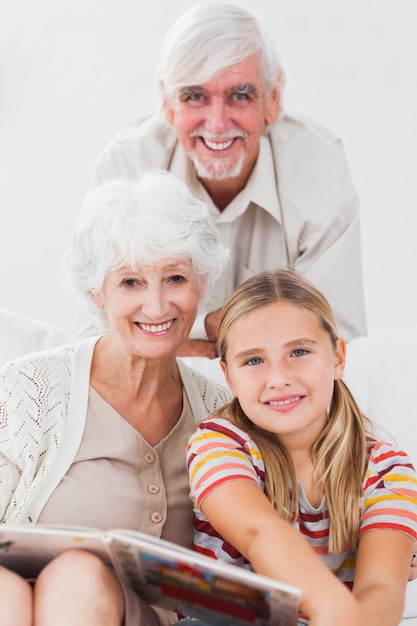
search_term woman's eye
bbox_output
[169,274,185,283]
[123,278,138,287]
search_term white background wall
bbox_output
[1,0,416,336]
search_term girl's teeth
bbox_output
[269,396,301,406]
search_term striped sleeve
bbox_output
[359,440,417,540]
[187,417,264,508]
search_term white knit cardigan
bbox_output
[0,336,231,524]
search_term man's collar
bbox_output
[170,136,282,223]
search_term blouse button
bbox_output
[144,452,155,464]
[148,484,160,494]
[150,512,163,524]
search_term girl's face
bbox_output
[221,301,346,450]
[92,257,204,360]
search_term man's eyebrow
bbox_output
[178,83,260,99]
[234,83,259,92]
[229,83,260,97]
[178,86,206,98]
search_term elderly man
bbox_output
[92,3,367,357]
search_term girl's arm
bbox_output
[352,529,414,626]
[200,479,361,626]
[410,541,417,581]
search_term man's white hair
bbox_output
[156,2,285,116]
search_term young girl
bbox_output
[187,269,417,626]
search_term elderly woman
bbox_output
[0,170,231,626]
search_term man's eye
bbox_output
[234,91,250,101]
[179,89,205,103]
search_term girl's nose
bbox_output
[266,362,291,388]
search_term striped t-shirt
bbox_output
[187,417,417,586]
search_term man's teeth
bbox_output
[138,320,173,333]
[204,138,235,151]
[269,397,301,406]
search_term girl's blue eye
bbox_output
[246,357,263,366]
[291,348,308,357]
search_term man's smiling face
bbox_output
[164,53,279,190]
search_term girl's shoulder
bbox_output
[366,437,415,466]
[193,415,258,451]
[364,437,417,484]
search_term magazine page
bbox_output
[109,529,300,626]
[0,524,113,580]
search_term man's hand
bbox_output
[176,309,223,358]
[176,338,218,359]
[204,309,222,342]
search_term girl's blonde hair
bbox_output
[217,269,372,553]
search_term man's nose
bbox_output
[205,97,230,134]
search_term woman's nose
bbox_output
[140,287,170,320]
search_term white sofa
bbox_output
[1,307,416,623]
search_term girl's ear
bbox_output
[220,359,236,396]
[334,337,346,380]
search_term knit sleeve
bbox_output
[0,362,25,518]
[186,366,233,415]
[0,350,71,521]
[359,440,417,540]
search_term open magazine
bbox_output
[0,524,300,626]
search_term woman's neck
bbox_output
[89,335,183,445]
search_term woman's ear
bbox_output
[89,289,105,309]
[198,274,208,299]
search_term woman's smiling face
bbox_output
[93,257,204,359]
